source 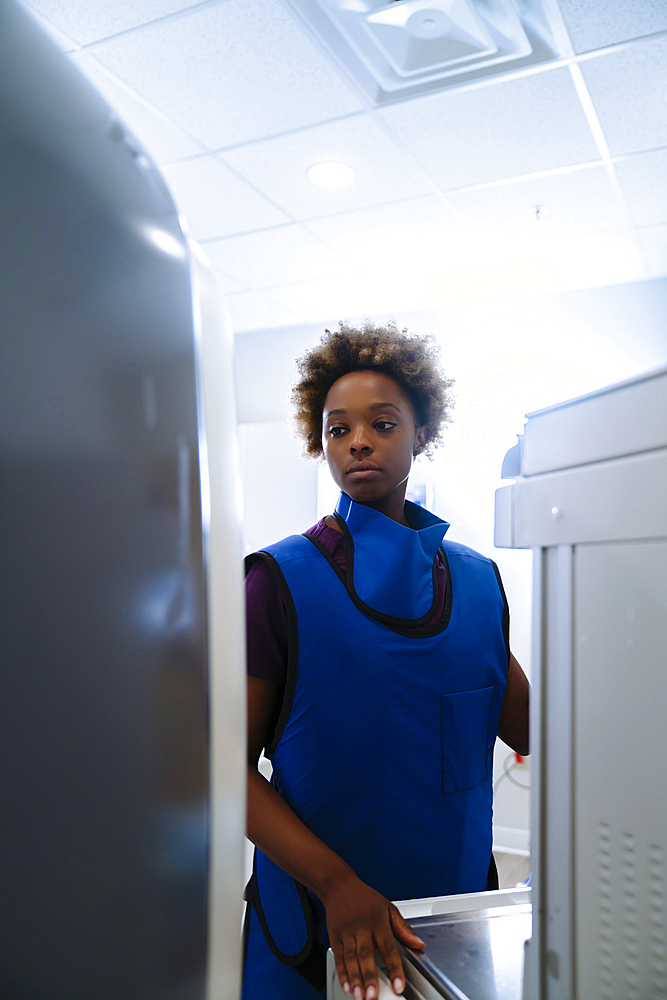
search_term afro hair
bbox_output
[291,321,454,459]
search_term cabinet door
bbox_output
[574,540,667,1000]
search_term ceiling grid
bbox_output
[23,0,667,330]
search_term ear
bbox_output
[413,426,427,457]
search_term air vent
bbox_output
[596,822,667,998]
[286,0,570,105]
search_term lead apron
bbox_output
[243,496,509,999]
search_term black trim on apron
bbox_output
[245,550,300,757]
[490,560,511,665]
[243,552,327,990]
[304,531,453,638]
[243,849,327,992]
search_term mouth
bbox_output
[347,463,381,479]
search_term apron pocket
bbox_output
[440,686,494,794]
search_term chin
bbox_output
[345,485,386,504]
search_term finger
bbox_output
[355,930,380,1000]
[332,943,351,995]
[342,935,365,1000]
[389,904,426,950]
[375,931,406,996]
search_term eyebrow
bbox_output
[325,402,402,417]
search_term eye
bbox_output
[374,420,397,431]
[328,425,347,438]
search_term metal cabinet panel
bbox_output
[574,541,667,1000]
[496,449,667,549]
[521,369,667,476]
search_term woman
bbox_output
[243,322,529,1000]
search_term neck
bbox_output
[365,489,410,526]
[325,488,410,533]
[344,484,411,527]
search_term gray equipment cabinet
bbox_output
[495,367,667,1000]
[0,3,245,998]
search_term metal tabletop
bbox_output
[401,903,531,1000]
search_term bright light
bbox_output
[138,222,187,259]
[307,161,356,188]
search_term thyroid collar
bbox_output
[333,492,450,620]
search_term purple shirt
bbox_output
[246,518,448,689]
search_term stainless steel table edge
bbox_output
[398,902,532,1000]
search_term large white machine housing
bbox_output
[495,367,667,1000]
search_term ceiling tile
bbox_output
[261,230,648,315]
[210,271,248,296]
[448,165,628,233]
[615,149,667,226]
[25,5,80,51]
[24,0,203,46]
[581,37,667,156]
[160,156,289,241]
[267,277,399,323]
[88,0,364,150]
[558,0,667,54]
[222,114,434,219]
[306,196,458,261]
[378,68,599,190]
[71,54,205,163]
[224,291,303,332]
[203,225,343,287]
[637,223,667,277]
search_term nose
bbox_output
[349,424,373,454]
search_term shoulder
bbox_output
[441,538,495,565]
[442,539,508,607]
[246,532,321,571]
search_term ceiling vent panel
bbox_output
[285,0,569,105]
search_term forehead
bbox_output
[323,370,411,413]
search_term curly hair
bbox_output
[291,321,454,459]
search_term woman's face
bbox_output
[322,370,426,513]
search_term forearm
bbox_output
[247,765,356,903]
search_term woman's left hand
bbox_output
[323,870,425,999]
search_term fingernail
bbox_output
[366,986,376,1000]
[393,978,404,994]
[354,988,363,1000]
[342,983,350,995]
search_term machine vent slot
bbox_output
[622,832,640,999]
[597,823,667,998]
[598,822,614,999]
[649,844,667,997]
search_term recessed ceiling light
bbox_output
[307,161,356,188]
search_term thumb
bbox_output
[389,904,425,950]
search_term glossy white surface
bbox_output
[190,242,247,1000]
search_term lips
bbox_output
[347,463,381,478]
[348,462,380,472]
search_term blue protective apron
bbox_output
[242,494,509,999]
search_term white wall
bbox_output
[238,422,317,554]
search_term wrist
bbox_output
[314,861,359,905]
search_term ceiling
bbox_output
[24,0,667,332]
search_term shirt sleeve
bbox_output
[245,559,288,687]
